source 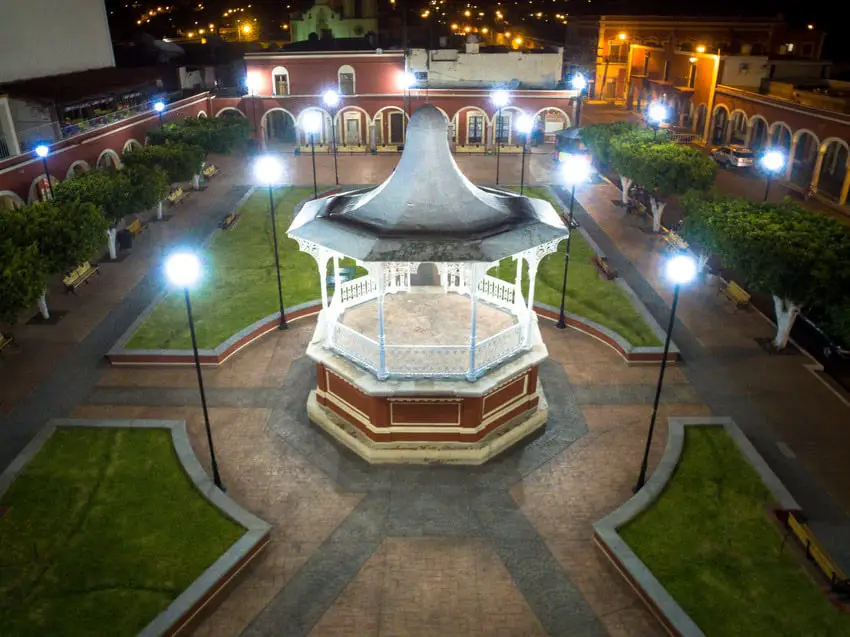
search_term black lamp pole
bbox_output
[157,112,164,129]
[330,110,339,185]
[183,287,224,491]
[310,131,318,199]
[519,129,530,195]
[267,184,288,330]
[495,107,503,185]
[555,183,577,329]
[40,156,54,200]
[763,173,772,202]
[634,283,681,492]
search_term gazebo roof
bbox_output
[287,104,568,263]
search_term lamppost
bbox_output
[400,72,416,138]
[516,114,533,195]
[34,145,54,200]
[555,154,593,330]
[570,73,587,129]
[634,253,697,492]
[491,89,509,184]
[153,100,165,129]
[647,102,668,141]
[302,110,322,199]
[760,150,785,202]
[323,90,340,185]
[165,252,225,491]
[254,155,288,330]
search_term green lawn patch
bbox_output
[493,187,660,347]
[620,426,850,636]
[0,427,244,636]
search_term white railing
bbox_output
[330,322,380,372]
[338,276,378,308]
[385,344,469,377]
[478,275,516,309]
[475,324,524,372]
[670,132,700,144]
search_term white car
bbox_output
[711,145,755,168]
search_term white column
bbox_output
[319,255,329,309]
[785,134,800,181]
[333,256,341,302]
[525,257,539,346]
[467,263,480,381]
[810,146,827,195]
[377,265,388,379]
[514,255,524,305]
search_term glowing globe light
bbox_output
[153,101,165,113]
[254,155,284,185]
[302,110,323,134]
[165,252,201,288]
[35,145,49,158]
[570,73,587,92]
[491,89,509,108]
[665,254,697,285]
[648,102,668,124]
[761,150,785,173]
[322,90,340,108]
[562,154,592,186]
[515,114,534,134]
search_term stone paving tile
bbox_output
[310,538,548,637]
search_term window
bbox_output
[338,64,355,95]
[496,113,511,144]
[272,66,289,95]
[468,114,483,144]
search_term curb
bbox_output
[592,417,800,637]
[0,418,272,637]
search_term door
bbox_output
[468,114,483,144]
[389,112,404,144]
[345,117,360,145]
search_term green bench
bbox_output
[63,261,100,293]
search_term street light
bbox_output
[399,72,416,128]
[153,100,165,129]
[34,145,54,200]
[164,252,225,491]
[570,73,587,128]
[516,114,534,195]
[253,155,289,331]
[556,154,593,330]
[322,90,341,185]
[302,110,322,199]
[647,102,668,141]
[634,253,697,492]
[760,150,785,202]
[491,89,509,185]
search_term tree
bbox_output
[147,116,250,155]
[54,169,135,259]
[127,165,169,220]
[19,201,107,318]
[680,191,736,272]
[614,139,715,231]
[122,143,204,185]
[0,217,46,326]
[698,200,850,350]
[584,123,661,203]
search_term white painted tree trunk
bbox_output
[37,291,49,320]
[106,228,118,260]
[193,174,200,190]
[772,296,801,350]
[157,200,164,220]
[649,196,667,233]
[697,252,710,273]
[619,176,633,204]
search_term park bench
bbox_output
[720,280,750,308]
[167,187,188,206]
[591,255,618,280]
[63,261,100,293]
[786,512,850,598]
[0,332,15,356]
[219,211,240,230]
[126,217,146,238]
[663,230,689,253]
[202,164,220,179]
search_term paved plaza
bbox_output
[1,130,849,635]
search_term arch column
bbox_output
[514,255,524,305]
[376,265,388,380]
[525,255,539,347]
[466,263,483,381]
[744,122,754,147]
[839,165,850,206]
[810,146,828,194]
[722,120,733,144]
[785,134,801,181]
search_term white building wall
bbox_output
[0,0,115,83]
[718,56,769,89]
[408,48,563,88]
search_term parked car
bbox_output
[710,145,755,168]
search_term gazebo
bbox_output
[288,104,568,464]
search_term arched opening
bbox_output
[817,139,849,200]
[790,131,820,188]
[411,263,439,286]
[693,104,707,136]
[532,107,570,146]
[28,175,56,203]
[749,117,769,150]
[373,106,408,146]
[0,190,24,211]
[491,107,526,146]
[729,111,748,145]
[337,64,355,95]
[215,107,245,118]
[454,106,488,147]
[198,111,207,118]
[261,108,297,148]
[271,66,290,96]
[298,108,332,145]
[65,160,91,179]
[710,106,729,144]
[96,149,122,170]
[337,107,369,147]
[122,138,142,154]
[769,123,792,153]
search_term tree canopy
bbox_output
[21,201,107,276]
[613,138,715,198]
[147,116,250,155]
[580,122,639,166]
[0,217,46,325]
[122,142,204,183]
[53,169,136,227]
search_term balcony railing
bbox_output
[0,135,10,160]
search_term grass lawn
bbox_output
[0,427,244,637]
[620,426,850,637]
[127,184,658,350]
[493,187,660,346]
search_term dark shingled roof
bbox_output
[287,104,568,263]
[0,66,162,104]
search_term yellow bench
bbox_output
[591,255,618,281]
[126,217,146,237]
[63,261,100,293]
[720,280,750,308]
[0,332,15,356]
[787,512,849,593]
[455,145,487,154]
[220,212,240,230]
[202,164,220,179]
[167,187,188,206]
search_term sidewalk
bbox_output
[563,180,850,569]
